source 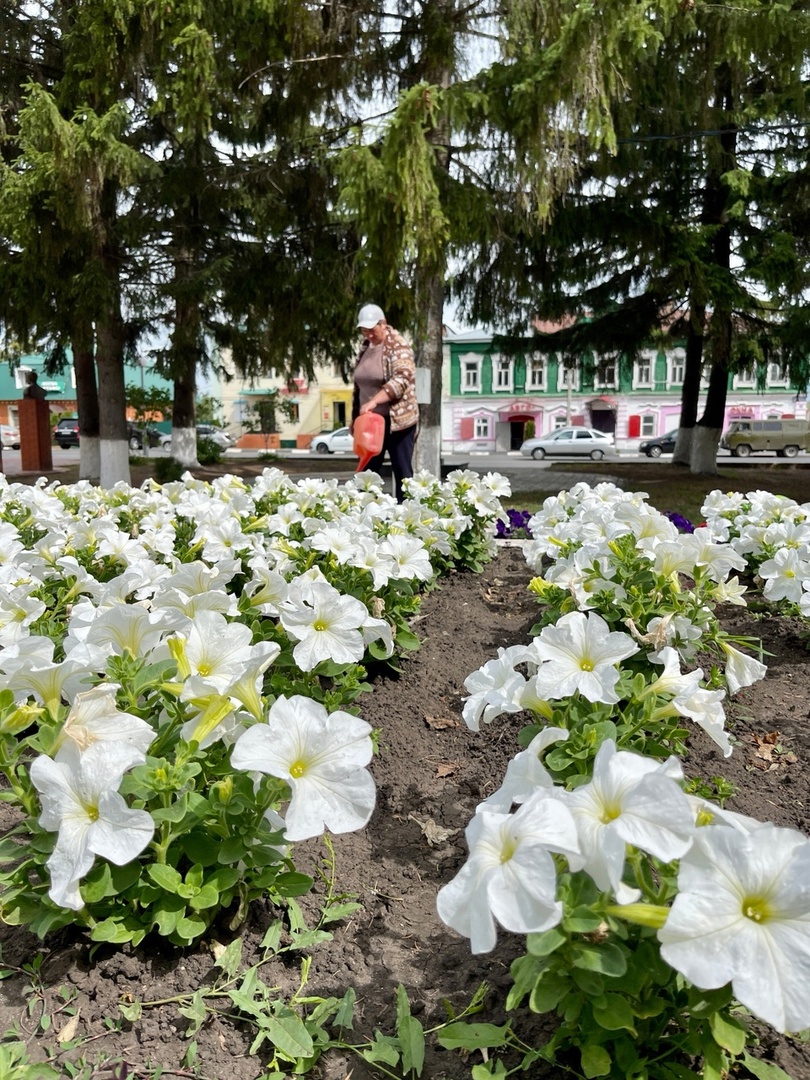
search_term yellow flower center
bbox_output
[600,802,621,824]
[289,760,307,779]
[742,895,771,923]
[500,838,517,863]
[85,803,99,822]
[313,620,328,632]
[580,658,594,672]
[197,662,212,676]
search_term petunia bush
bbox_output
[438,483,808,1079]
[0,466,509,945]
[701,488,810,619]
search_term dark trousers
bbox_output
[365,419,417,502]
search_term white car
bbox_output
[1,424,20,449]
[519,427,617,461]
[311,427,354,453]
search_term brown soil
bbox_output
[1,544,809,1079]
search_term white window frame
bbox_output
[641,414,656,437]
[733,366,757,389]
[593,355,617,390]
[634,351,655,389]
[556,364,580,393]
[460,352,482,393]
[553,413,568,430]
[668,349,686,387]
[526,354,546,390]
[15,365,34,390]
[767,362,789,387]
[492,354,514,393]
[474,415,491,439]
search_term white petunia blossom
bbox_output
[462,646,531,730]
[719,641,767,696]
[230,694,376,841]
[563,740,694,904]
[58,685,156,754]
[30,741,154,910]
[279,577,369,671]
[758,548,810,604]
[437,789,581,954]
[659,824,810,1033]
[529,612,639,704]
[478,727,569,812]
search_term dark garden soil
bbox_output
[1,527,810,1077]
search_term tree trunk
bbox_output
[413,270,444,477]
[692,315,732,475]
[96,307,130,488]
[690,63,736,477]
[171,348,197,468]
[672,303,705,467]
[170,275,199,468]
[410,0,452,480]
[72,321,100,483]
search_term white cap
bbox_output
[357,303,385,329]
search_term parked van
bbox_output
[720,419,810,457]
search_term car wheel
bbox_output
[783,444,800,458]
[129,435,141,450]
[734,444,751,458]
[590,449,605,461]
[649,445,663,458]
[314,441,331,453]
[12,442,20,450]
[531,447,545,460]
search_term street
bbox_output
[2,443,808,480]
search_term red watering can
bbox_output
[353,412,385,472]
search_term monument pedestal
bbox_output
[19,398,53,472]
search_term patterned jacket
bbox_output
[352,325,419,433]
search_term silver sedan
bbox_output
[520,427,618,461]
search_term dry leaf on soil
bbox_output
[408,814,459,846]
[424,714,458,730]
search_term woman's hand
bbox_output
[359,396,385,415]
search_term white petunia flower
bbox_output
[478,727,569,812]
[279,578,368,671]
[659,824,810,1033]
[672,687,732,757]
[529,612,638,704]
[437,789,581,954]
[711,576,748,606]
[462,646,531,731]
[719,641,767,696]
[58,685,155,755]
[230,694,376,841]
[171,611,256,694]
[30,741,154,910]
[563,740,694,904]
[758,548,810,604]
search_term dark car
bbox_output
[639,429,678,457]
[127,423,164,450]
[53,417,80,448]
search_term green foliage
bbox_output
[195,436,223,465]
[125,383,172,425]
[152,457,184,483]
[195,393,223,424]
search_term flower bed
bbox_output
[0,466,507,949]
[0,475,807,1080]
[442,482,810,1079]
